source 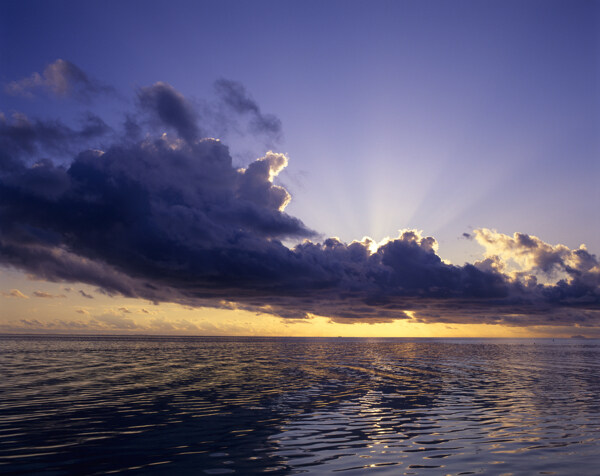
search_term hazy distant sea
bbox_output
[1,336,600,475]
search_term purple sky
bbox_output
[0,0,598,334]
[3,0,598,260]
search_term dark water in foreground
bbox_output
[1,336,600,475]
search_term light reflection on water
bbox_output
[1,336,599,475]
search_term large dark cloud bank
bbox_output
[2,60,599,327]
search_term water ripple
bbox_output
[1,336,599,474]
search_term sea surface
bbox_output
[1,336,599,475]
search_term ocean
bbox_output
[1,336,599,475]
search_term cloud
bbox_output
[2,289,29,299]
[474,229,600,281]
[79,290,94,299]
[138,82,199,143]
[215,79,282,142]
[0,67,598,329]
[237,152,291,211]
[0,310,202,334]
[92,312,138,330]
[0,112,110,171]
[5,59,114,100]
[33,291,66,298]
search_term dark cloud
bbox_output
[5,59,114,100]
[138,82,199,143]
[215,79,282,142]
[0,112,110,171]
[1,70,599,328]
[79,290,94,299]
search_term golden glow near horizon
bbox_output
[0,269,586,338]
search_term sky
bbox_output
[0,0,598,337]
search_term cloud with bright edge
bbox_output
[1,60,599,329]
[2,289,29,299]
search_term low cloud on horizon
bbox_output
[1,60,599,329]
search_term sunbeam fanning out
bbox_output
[2,3,600,476]
[1,65,599,333]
